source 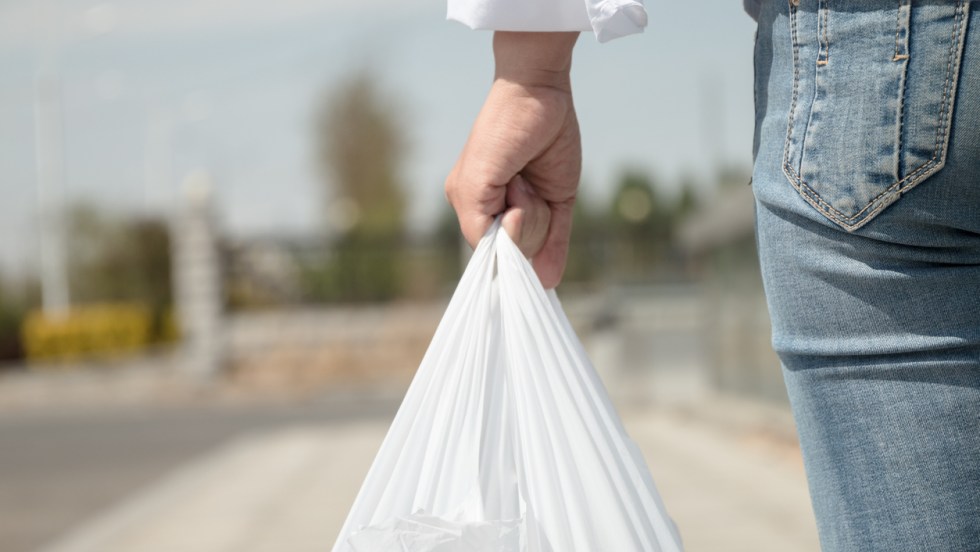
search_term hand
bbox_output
[445,32,581,289]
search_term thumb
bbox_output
[501,174,550,259]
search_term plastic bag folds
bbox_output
[332,220,683,552]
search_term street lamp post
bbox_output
[33,68,70,317]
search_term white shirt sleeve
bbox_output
[447,0,648,43]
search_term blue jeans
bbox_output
[752,1,980,550]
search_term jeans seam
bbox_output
[781,0,967,232]
[782,0,802,190]
[894,3,911,186]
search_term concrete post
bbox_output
[173,171,223,380]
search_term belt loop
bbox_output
[894,0,912,61]
[816,0,830,66]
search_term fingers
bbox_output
[532,199,574,289]
[458,210,495,251]
[445,166,505,250]
[506,175,571,290]
[449,170,571,290]
[501,175,550,259]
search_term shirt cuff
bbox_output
[447,0,647,43]
[587,0,648,42]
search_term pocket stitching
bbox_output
[781,0,803,196]
[781,0,967,232]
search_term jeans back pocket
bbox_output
[782,0,969,231]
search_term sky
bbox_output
[0,0,758,278]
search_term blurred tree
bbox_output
[0,276,38,363]
[67,204,172,308]
[608,170,672,279]
[310,72,408,302]
[715,164,753,189]
[65,204,173,341]
[432,203,465,278]
[609,170,671,230]
[674,173,701,222]
[564,198,605,285]
[316,72,406,239]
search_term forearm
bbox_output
[493,32,579,91]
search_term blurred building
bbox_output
[676,183,785,404]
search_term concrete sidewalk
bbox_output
[39,406,819,552]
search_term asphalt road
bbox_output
[0,393,401,552]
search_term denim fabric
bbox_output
[752,1,980,550]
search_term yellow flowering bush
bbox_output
[22,304,153,363]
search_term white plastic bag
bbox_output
[332,221,683,552]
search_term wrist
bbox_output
[493,32,578,91]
